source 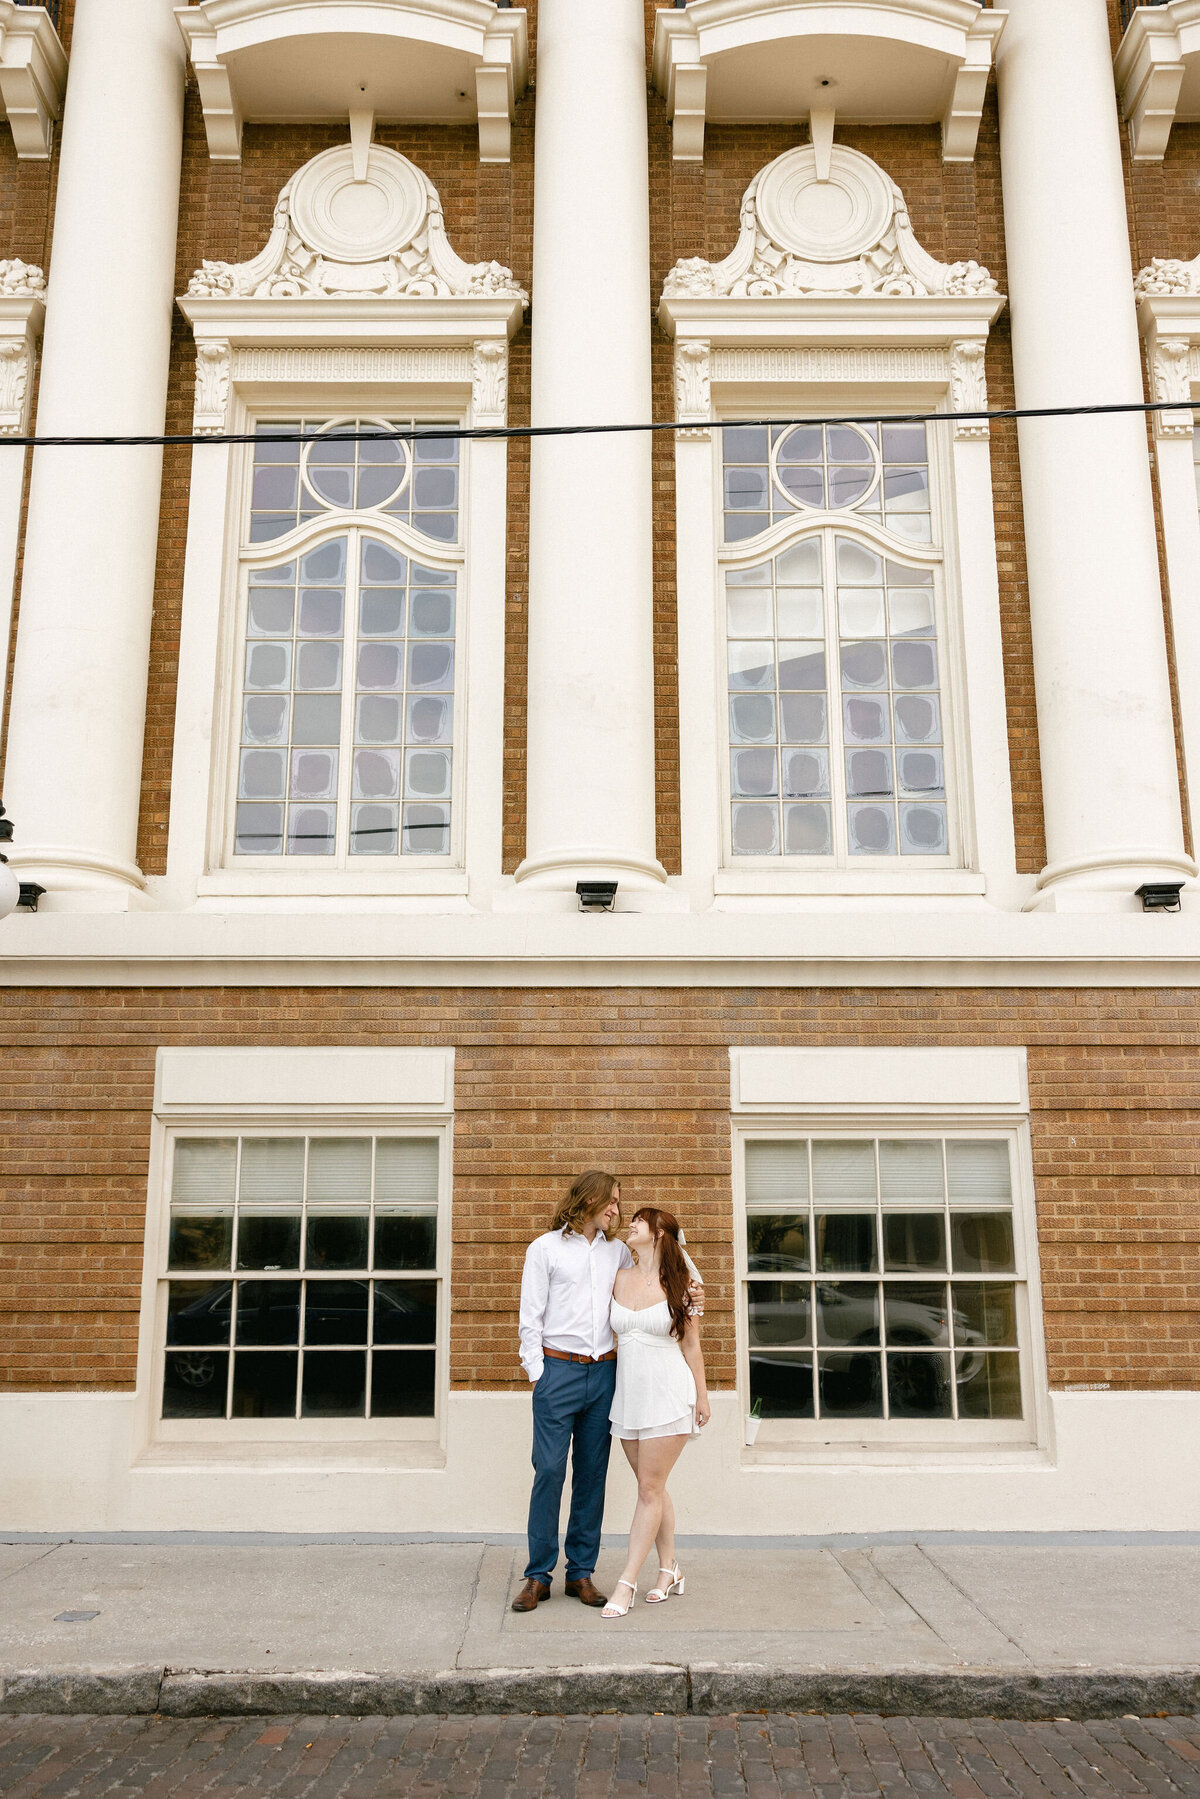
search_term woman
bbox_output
[602,1206,710,1619]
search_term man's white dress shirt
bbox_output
[519,1230,633,1383]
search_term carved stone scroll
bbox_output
[193,339,231,435]
[950,340,990,440]
[674,339,711,440]
[471,339,509,428]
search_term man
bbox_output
[512,1170,627,1612]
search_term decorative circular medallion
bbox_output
[755,145,895,264]
[289,145,427,265]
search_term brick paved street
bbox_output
[2,1712,1200,1797]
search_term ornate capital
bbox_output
[674,339,711,440]
[0,259,46,301]
[950,339,990,440]
[0,339,32,437]
[1151,336,1194,439]
[193,339,231,435]
[471,339,509,428]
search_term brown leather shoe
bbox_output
[511,1578,551,1613]
[564,1576,608,1607]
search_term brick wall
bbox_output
[1,986,1197,1395]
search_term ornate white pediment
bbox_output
[664,143,997,302]
[188,142,526,303]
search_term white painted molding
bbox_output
[950,337,991,439]
[709,345,948,382]
[674,337,712,439]
[154,1045,455,1115]
[176,0,528,164]
[651,0,1005,165]
[730,1045,1029,1114]
[1114,0,1200,163]
[663,143,999,304]
[0,0,67,160]
[1136,283,1200,437]
[0,271,45,436]
[178,144,525,430]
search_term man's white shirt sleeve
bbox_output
[519,1238,549,1383]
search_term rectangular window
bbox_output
[722,421,951,863]
[233,418,461,866]
[159,1132,443,1424]
[741,1133,1029,1436]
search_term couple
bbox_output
[514,1170,710,1621]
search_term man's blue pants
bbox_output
[524,1356,617,1585]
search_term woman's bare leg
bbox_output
[654,1487,677,1576]
[615,1435,687,1593]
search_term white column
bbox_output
[515,0,666,894]
[996,0,1194,909]
[4,0,185,906]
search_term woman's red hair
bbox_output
[632,1206,691,1341]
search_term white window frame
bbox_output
[716,407,962,871]
[219,401,469,878]
[663,315,1022,913]
[164,303,519,914]
[1138,294,1200,859]
[133,1047,454,1464]
[729,1047,1051,1464]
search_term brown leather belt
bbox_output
[542,1347,617,1365]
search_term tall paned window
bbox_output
[722,422,950,862]
[742,1135,1028,1430]
[233,418,461,865]
[160,1133,443,1422]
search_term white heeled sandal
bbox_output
[601,1578,637,1619]
[645,1565,685,1604]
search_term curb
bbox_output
[2,1665,1199,1719]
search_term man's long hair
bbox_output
[552,1169,620,1236]
[632,1206,692,1341]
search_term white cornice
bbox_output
[0,0,66,159]
[1115,0,1200,161]
[652,0,1005,163]
[4,909,1200,987]
[179,294,524,347]
[176,0,528,162]
[660,291,1004,346]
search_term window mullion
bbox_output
[334,527,359,869]
[824,527,848,864]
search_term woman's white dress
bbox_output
[609,1297,699,1441]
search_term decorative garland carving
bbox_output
[1135,257,1200,296]
[663,145,997,302]
[0,259,45,300]
[674,339,711,439]
[950,340,990,440]
[709,347,947,384]
[471,339,509,427]
[193,339,231,435]
[231,347,472,384]
[187,144,527,305]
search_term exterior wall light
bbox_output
[576,881,618,912]
[0,804,44,916]
[1136,882,1185,912]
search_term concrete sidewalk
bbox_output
[2,1536,1199,1719]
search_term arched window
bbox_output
[721,421,949,862]
[232,417,461,865]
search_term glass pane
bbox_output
[818,1352,883,1417]
[731,748,778,798]
[374,1213,437,1271]
[947,1141,1012,1200]
[747,1281,810,1347]
[235,803,283,856]
[168,1215,233,1273]
[846,747,894,799]
[749,1351,814,1420]
[231,1350,297,1418]
[166,1281,232,1347]
[162,1350,228,1419]
[304,1279,369,1345]
[239,1138,304,1204]
[351,804,399,856]
[848,803,896,855]
[731,804,779,855]
[879,1140,943,1200]
[237,1213,301,1272]
[302,1350,366,1417]
[900,803,948,855]
[727,589,773,636]
[173,1140,236,1204]
[950,1213,1016,1275]
[778,644,826,690]
[780,694,826,743]
[291,694,340,746]
[242,695,290,744]
[776,590,823,638]
[836,539,883,584]
[730,694,776,744]
[729,643,775,691]
[892,640,937,690]
[374,1279,438,1345]
[401,803,450,855]
[840,641,887,690]
[308,1138,371,1206]
[236,1280,301,1346]
[844,695,888,744]
[953,1282,1018,1347]
[887,1352,952,1419]
[306,1214,369,1270]
[371,1349,435,1417]
[956,1350,1022,1418]
[357,695,404,744]
[782,748,829,799]
[812,1140,875,1201]
[884,1282,949,1347]
[746,1214,810,1273]
[894,694,941,745]
[882,1212,946,1274]
[745,1140,809,1206]
[783,803,832,855]
[815,1282,879,1346]
[377,1139,439,1204]
[814,1213,877,1273]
